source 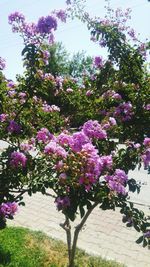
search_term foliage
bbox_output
[0,2,150,267]
[44,42,70,76]
[68,51,93,78]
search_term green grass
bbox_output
[0,227,125,267]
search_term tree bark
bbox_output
[68,201,98,267]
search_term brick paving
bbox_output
[8,192,150,267]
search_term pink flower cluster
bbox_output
[41,122,115,192]
[82,120,107,140]
[0,113,8,122]
[0,202,18,218]
[10,151,27,168]
[55,196,70,210]
[102,90,122,100]
[44,141,67,158]
[42,103,60,112]
[144,104,150,111]
[142,137,150,168]
[105,169,128,195]
[36,128,54,143]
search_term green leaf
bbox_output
[136,236,143,244]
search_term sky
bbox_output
[0,0,150,80]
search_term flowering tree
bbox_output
[0,1,150,267]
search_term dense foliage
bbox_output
[0,1,150,266]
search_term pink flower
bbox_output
[0,113,8,122]
[143,137,150,147]
[109,117,117,126]
[142,148,150,168]
[55,196,70,210]
[36,128,53,143]
[44,141,67,158]
[105,169,128,195]
[10,151,27,168]
[82,120,107,140]
[59,173,67,180]
[57,132,72,146]
[144,104,150,111]
[0,202,18,218]
[86,90,93,96]
[66,88,73,93]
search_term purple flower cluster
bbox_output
[70,131,90,152]
[0,202,18,218]
[82,120,107,140]
[8,12,25,24]
[93,56,104,68]
[7,89,16,98]
[18,92,27,104]
[105,169,128,195]
[20,142,33,152]
[36,128,54,143]
[55,196,70,211]
[54,9,67,23]
[7,120,21,134]
[102,90,122,100]
[39,122,114,191]
[0,57,6,70]
[142,148,150,168]
[102,117,117,130]
[143,138,150,147]
[7,81,16,88]
[42,103,60,112]
[8,12,58,45]
[142,137,150,167]
[10,151,27,168]
[57,131,90,153]
[57,132,72,146]
[144,231,150,238]
[44,141,67,158]
[144,104,150,111]
[113,102,133,121]
[36,15,57,34]
[78,143,107,190]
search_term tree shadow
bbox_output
[0,245,11,265]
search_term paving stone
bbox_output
[7,192,150,267]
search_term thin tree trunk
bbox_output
[60,216,72,262]
[68,201,98,267]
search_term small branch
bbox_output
[45,192,56,199]
[13,189,28,201]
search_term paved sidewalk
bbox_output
[8,192,150,267]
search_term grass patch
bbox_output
[0,227,125,267]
